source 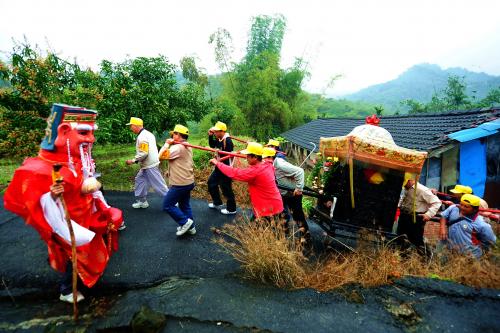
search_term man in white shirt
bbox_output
[126,117,168,208]
[397,177,441,253]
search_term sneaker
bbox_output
[220,208,237,215]
[208,203,223,209]
[132,201,149,209]
[59,291,85,303]
[178,226,196,235]
[118,222,126,231]
[176,219,194,236]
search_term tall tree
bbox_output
[180,56,211,100]
[231,15,309,140]
[245,14,286,62]
[209,28,236,93]
[443,75,470,110]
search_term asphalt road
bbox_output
[1,192,499,333]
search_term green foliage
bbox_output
[96,56,187,142]
[315,95,378,118]
[0,42,212,155]
[0,106,45,157]
[402,74,499,114]
[374,105,384,116]
[246,14,286,62]
[206,15,320,139]
[477,87,500,108]
[302,197,314,215]
[210,96,240,125]
[192,149,212,169]
[208,28,234,73]
[443,75,470,109]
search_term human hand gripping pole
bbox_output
[52,163,79,321]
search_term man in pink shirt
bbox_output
[209,142,283,219]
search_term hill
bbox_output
[343,63,500,112]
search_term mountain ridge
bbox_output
[342,63,500,112]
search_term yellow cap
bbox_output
[262,147,277,158]
[402,172,415,188]
[266,139,280,147]
[450,184,473,194]
[126,117,143,126]
[460,194,480,207]
[170,124,189,135]
[210,121,227,132]
[240,142,264,156]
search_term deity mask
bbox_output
[41,104,99,185]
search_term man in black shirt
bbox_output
[207,121,237,214]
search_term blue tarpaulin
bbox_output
[448,119,500,142]
[459,139,487,197]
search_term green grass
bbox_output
[0,157,24,193]
[93,144,137,192]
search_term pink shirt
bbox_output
[216,161,283,218]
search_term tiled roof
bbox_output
[281,107,500,152]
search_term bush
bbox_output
[0,106,45,157]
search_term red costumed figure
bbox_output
[4,104,123,303]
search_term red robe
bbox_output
[4,156,122,288]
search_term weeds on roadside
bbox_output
[215,220,500,291]
[214,215,307,288]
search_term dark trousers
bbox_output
[60,261,83,295]
[163,183,195,225]
[208,169,236,212]
[282,194,309,235]
[397,211,426,251]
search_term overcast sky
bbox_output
[1,0,499,96]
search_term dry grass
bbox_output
[215,220,500,291]
[214,216,307,288]
[191,164,252,208]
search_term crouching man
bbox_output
[439,194,496,258]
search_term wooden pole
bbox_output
[173,141,246,158]
[229,136,248,144]
[52,164,79,321]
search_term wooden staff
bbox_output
[172,141,246,158]
[219,153,246,162]
[229,136,248,144]
[52,164,79,321]
[434,190,499,213]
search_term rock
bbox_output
[130,306,166,333]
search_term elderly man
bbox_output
[262,147,310,243]
[397,175,441,252]
[207,121,236,215]
[126,117,168,209]
[439,194,496,258]
[159,125,196,237]
[434,184,492,223]
[265,139,286,159]
[209,142,283,220]
[4,104,123,303]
